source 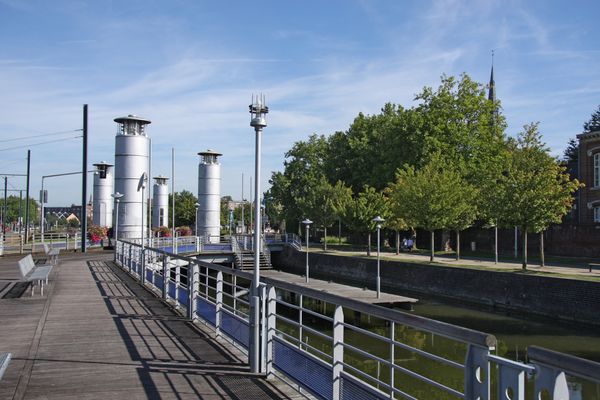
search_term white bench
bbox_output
[17,254,53,295]
[0,352,11,381]
[43,243,60,265]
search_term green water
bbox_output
[274,291,600,399]
[410,297,600,363]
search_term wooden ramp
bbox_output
[262,270,418,307]
[0,253,307,400]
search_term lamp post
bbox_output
[137,173,147,247]
[111,192,124,260]
[373,216,385,299]
[248,94,268,373]
[195,202,200,237]
[302,219,312,283]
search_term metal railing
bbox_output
[0,232,99,255]
[115,239,600,400]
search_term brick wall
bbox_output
[577,130,600,223]
[272,247,600,326]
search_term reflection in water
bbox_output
[409,296,600,362]
[275,289,600,399]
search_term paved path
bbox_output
[0,252,307,400]
[312,248,600,279]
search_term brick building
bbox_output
[577,129,600,224]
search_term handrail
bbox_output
[114,238,599,400]
[528,345,600,382]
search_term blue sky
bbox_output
[0,0,598,206]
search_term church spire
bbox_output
[488,50,496,102]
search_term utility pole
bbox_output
[25,150,30,243]
[81,104,88,253]
[3,177,7,238]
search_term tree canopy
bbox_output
[583,105,600,133]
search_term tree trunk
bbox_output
[521,228,528,270]
[494,224,498,264]
[455,229,460,260]
[396,230,400,255]
[430,231,435,262]
[324,226,327,251]
[540,231,545,268]
[367,232,371,256]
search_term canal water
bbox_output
[274,286,600,399]
[408,293,600,363]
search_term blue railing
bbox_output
[115,239,600,400]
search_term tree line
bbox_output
[265,74,583,269]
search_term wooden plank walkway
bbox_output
[262,270,418,306]
[0,252,308,400]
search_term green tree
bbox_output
[388,153,475,262]
[268,135,329,234]
[562,138,579,165]
[304,178,352,250]
[497,123,582,269]
[341,185,390,256]
[583,105,600,133]
[168,190,198,228]
[0,195,39,229]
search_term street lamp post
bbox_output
[373,216,385,299]
[248,94,268,373]
[302,219,312,283]
[194,202,200,237]
[111,192,124,260]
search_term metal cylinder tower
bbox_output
[152,175,169,228]
[92,161,114,227]
[197,150,222,243]
[113,114,151,240]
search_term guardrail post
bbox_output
[188,262,197,320]
[491,358,526,400]
[532,366,569,400]
[175,263,180,309]
[260,283,268,374]
[465,344,490,400]
[332,305,344,400]
[128,245,133,273]
[389,321,395,398]
[162,256,169,301]
[265,285,276,378]
[215,271,223,337]
[140,248,146,285]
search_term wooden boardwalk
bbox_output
[0,252,307,400]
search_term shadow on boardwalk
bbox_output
[0,253,305,400]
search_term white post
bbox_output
[373,216,385,299]
[216,271,223,337]
[188,263,197,320]
[377,224,381,298]
[302,219,312,283]
[265,285,276,377]
[332,305,344,400]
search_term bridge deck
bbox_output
[0,252,307,400]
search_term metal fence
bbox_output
[1,232,100,254]
[115,239,600,400]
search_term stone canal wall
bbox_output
[271,247,600,326]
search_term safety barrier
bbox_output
[115,239,600,400]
